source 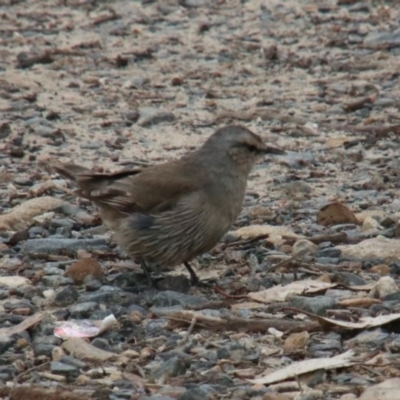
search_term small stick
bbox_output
[14,361,50,383]
[181,317,197,344]
[267,248,311,273]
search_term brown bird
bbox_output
[53,125,283,285]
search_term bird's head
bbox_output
[201,125,284,173]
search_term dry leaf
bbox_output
[248,280,336,304]
[301,310,400,329]
[9,386,91,400]
[65,258,104,284]
[230,224,302,245]
[62,337,117,362]
[249,350,356,385]
[283,331,309,353]
[0,196,66,231]
[317,202,359,226]
[359,378,400,400]
[326,136,359,149]
[0,276,30,288]
[338,236,400,262]
[0,311,46,338]
[338,297,381,308]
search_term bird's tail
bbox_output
[52,162,143,193]
[51,162,91,182]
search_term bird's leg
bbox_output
[140,260,157,288]
[184,262,199,286]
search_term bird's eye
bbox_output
[246,144,258,152]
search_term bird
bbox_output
[52,125,284,286]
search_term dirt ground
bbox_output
[2,0,400,399]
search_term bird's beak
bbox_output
[259,143,285,155]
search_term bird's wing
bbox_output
[51,162,91,181]
[55,161,203,215]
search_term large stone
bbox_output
[21,238,110,256]
[337,236,400,262]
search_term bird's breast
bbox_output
[207,174,248,225]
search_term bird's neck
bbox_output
[195,147,253,185]
[193,149,250,220]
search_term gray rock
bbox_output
[33,336,62,357]
[91,338,111,352]
[325,289,353,300]
[151,305,185,317]
[55,203,94,223]
[111,390,142,400]
[43,266,65,275]
[54,285,79,307]
[370,277,398,299]
[179,386,217,400]
[124,110,139,122]
[278,151,315,169]
[375,98,396,108]
[332,272,367,286]
[382,291,400,302]
[24,117,53,127]
[289,295,336,316]
[41,275,74,287]
[3,300,33,314]
[128,304,148,316]
[13,285,41,299]
[0,365,17,381]
[0,122,11,139]
[0,336,16,353]
[151,357,188,379]
[14,177,33,186]
[363,31,400,49]
[50,218,75,232]
[334,373,374,386]
[84,279,103,291]
[21,238,110,256]
[59,355,87,368]
[217,343,259,362]
[92,388,113,400]
[315,257,340,265]
[282,180,312,195]
[50,361,80,378]
[123,77,149,89]
[80,142,102,149]
[316,248,341,258]
[69,301,99,318]
[153,291,208,308]
[81,287,137,306]
[348,328,389,349]
[32,125,59,138]
[387,336,400,353]
[145,319,169,337]
[138,107,176,127]
[309,332,342,354]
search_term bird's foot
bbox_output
[184,262,202,287]
[192,279,215,288]
[140,261,161,288]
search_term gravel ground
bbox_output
[2,1,400,399]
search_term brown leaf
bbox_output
[317,202,359,226]
[62,338,117,362]
[65,258,104,284]
[283,331,310,353]
[9,386,91,400]
[0,196,66,232]
[249,350,356,385]
[339,297,382,308]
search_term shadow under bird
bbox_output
[53,125,284,286]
